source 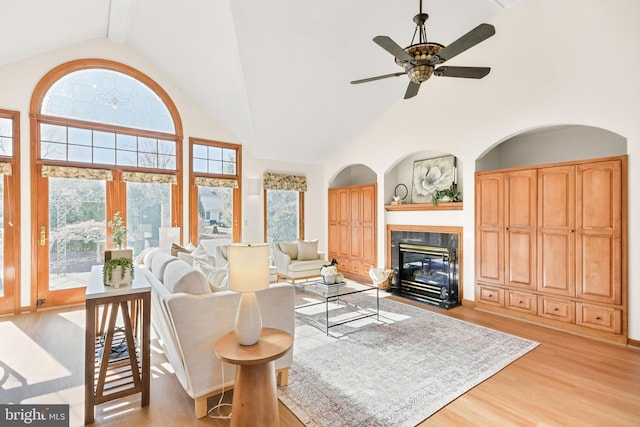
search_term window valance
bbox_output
[263,172,307,192]
[41,165,113,181]
[122,171,177,184]
[0,162,12,176]
[194,177,239,189]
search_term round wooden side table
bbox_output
[214,327,293,427]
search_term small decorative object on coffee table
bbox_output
[321,258,339,284]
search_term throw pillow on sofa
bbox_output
[279,242,298,260]
[194,258,229,292]
[297,239,318,260]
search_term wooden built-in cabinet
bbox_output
[475,156,627,343]
[328,184,377,283]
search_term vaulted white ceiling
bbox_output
[0,0,523,164]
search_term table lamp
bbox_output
[228,243,270,345]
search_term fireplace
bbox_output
[388,226,461,309]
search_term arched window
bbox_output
[30,59,183,308]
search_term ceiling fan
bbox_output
[351,0,496,99]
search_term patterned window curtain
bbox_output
[194,177,238,188]
[262,172,307,192]
[0,162,12,176]
[122,171,177,184]
[41,165,113,181]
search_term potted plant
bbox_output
[432,186,462,206]
[103,212,133,286]
[103,257,135,288]
[105,212,132,261]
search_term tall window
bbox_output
[31,59,182,307]
[0,110,20,314]
[263,173,306,242]
[189,138,241,244]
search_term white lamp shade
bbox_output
[228,243,270,293]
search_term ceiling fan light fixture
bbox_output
[407,64,434,84]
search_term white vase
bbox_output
[323,274,336,284]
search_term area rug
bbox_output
[278,289,538,426]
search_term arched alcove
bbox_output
[384,150,463,206]
[329,163,376,188]
[476,125,627,171]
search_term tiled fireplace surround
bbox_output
[386,225,464,303]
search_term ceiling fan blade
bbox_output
[373,36,414,62]
[432,23,495,64]
[404,81,421,99]
[434,66,490,79]
[351,72,407,85]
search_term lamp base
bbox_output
[235,292,262,345]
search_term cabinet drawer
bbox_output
[507,291,536,314]
[576,303,622,334]
[361,264,375,279]
[350,261,362,274]
[476,285,504,307]
[538,296,575,323]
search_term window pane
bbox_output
[0,118,13,157]
[117,150,137,167]
[138,152,157,168]
[68,127,91,146]
[193,158,207,173]
[68,144,92,163]
[193,144,207,159]
[94,148,115,165]
[42,68,175,133]
[197,186,233,242]
[208,146,222,160]
[94,131,115,149]
[41,142,67,161]
[48,178,106,290]
[126,182,171,256]
[266,189,300,242]
[158,154,176,170]
[117,134,137,151]
[207,160,222,174]
[41,123,67,143]
[158,139,176,155]
[222,148,236,163]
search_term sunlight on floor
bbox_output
[0,322,72,389]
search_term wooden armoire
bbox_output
[475,156,627,343]
[328,184,377,283]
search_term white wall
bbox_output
[325,0,640,340]
[0,38,325,308]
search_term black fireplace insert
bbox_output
[397,242,459,309]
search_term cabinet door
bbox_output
[537,165,575,296]
[475,173,504,285]
[328,189,339,257]
[349,188,363,259]
[361,185,376,264]
[505,170,537,290]
[337,188,350,258]
[576,160,621,305]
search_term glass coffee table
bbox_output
[294,281,379,336]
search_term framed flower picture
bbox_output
[411,155,456,204]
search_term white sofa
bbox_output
[272,241,327,281]
[141,248,295,418]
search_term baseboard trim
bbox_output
[628,338,640,348]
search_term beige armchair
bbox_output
[271,240,326,282]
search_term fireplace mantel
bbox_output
[385,202,463,211]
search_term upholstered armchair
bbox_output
[271,240,327,282]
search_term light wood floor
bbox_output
[1,299,638,426]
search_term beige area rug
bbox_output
[278,287,538,426]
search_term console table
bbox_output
[214,328,292,427]
[84,265,151,425]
